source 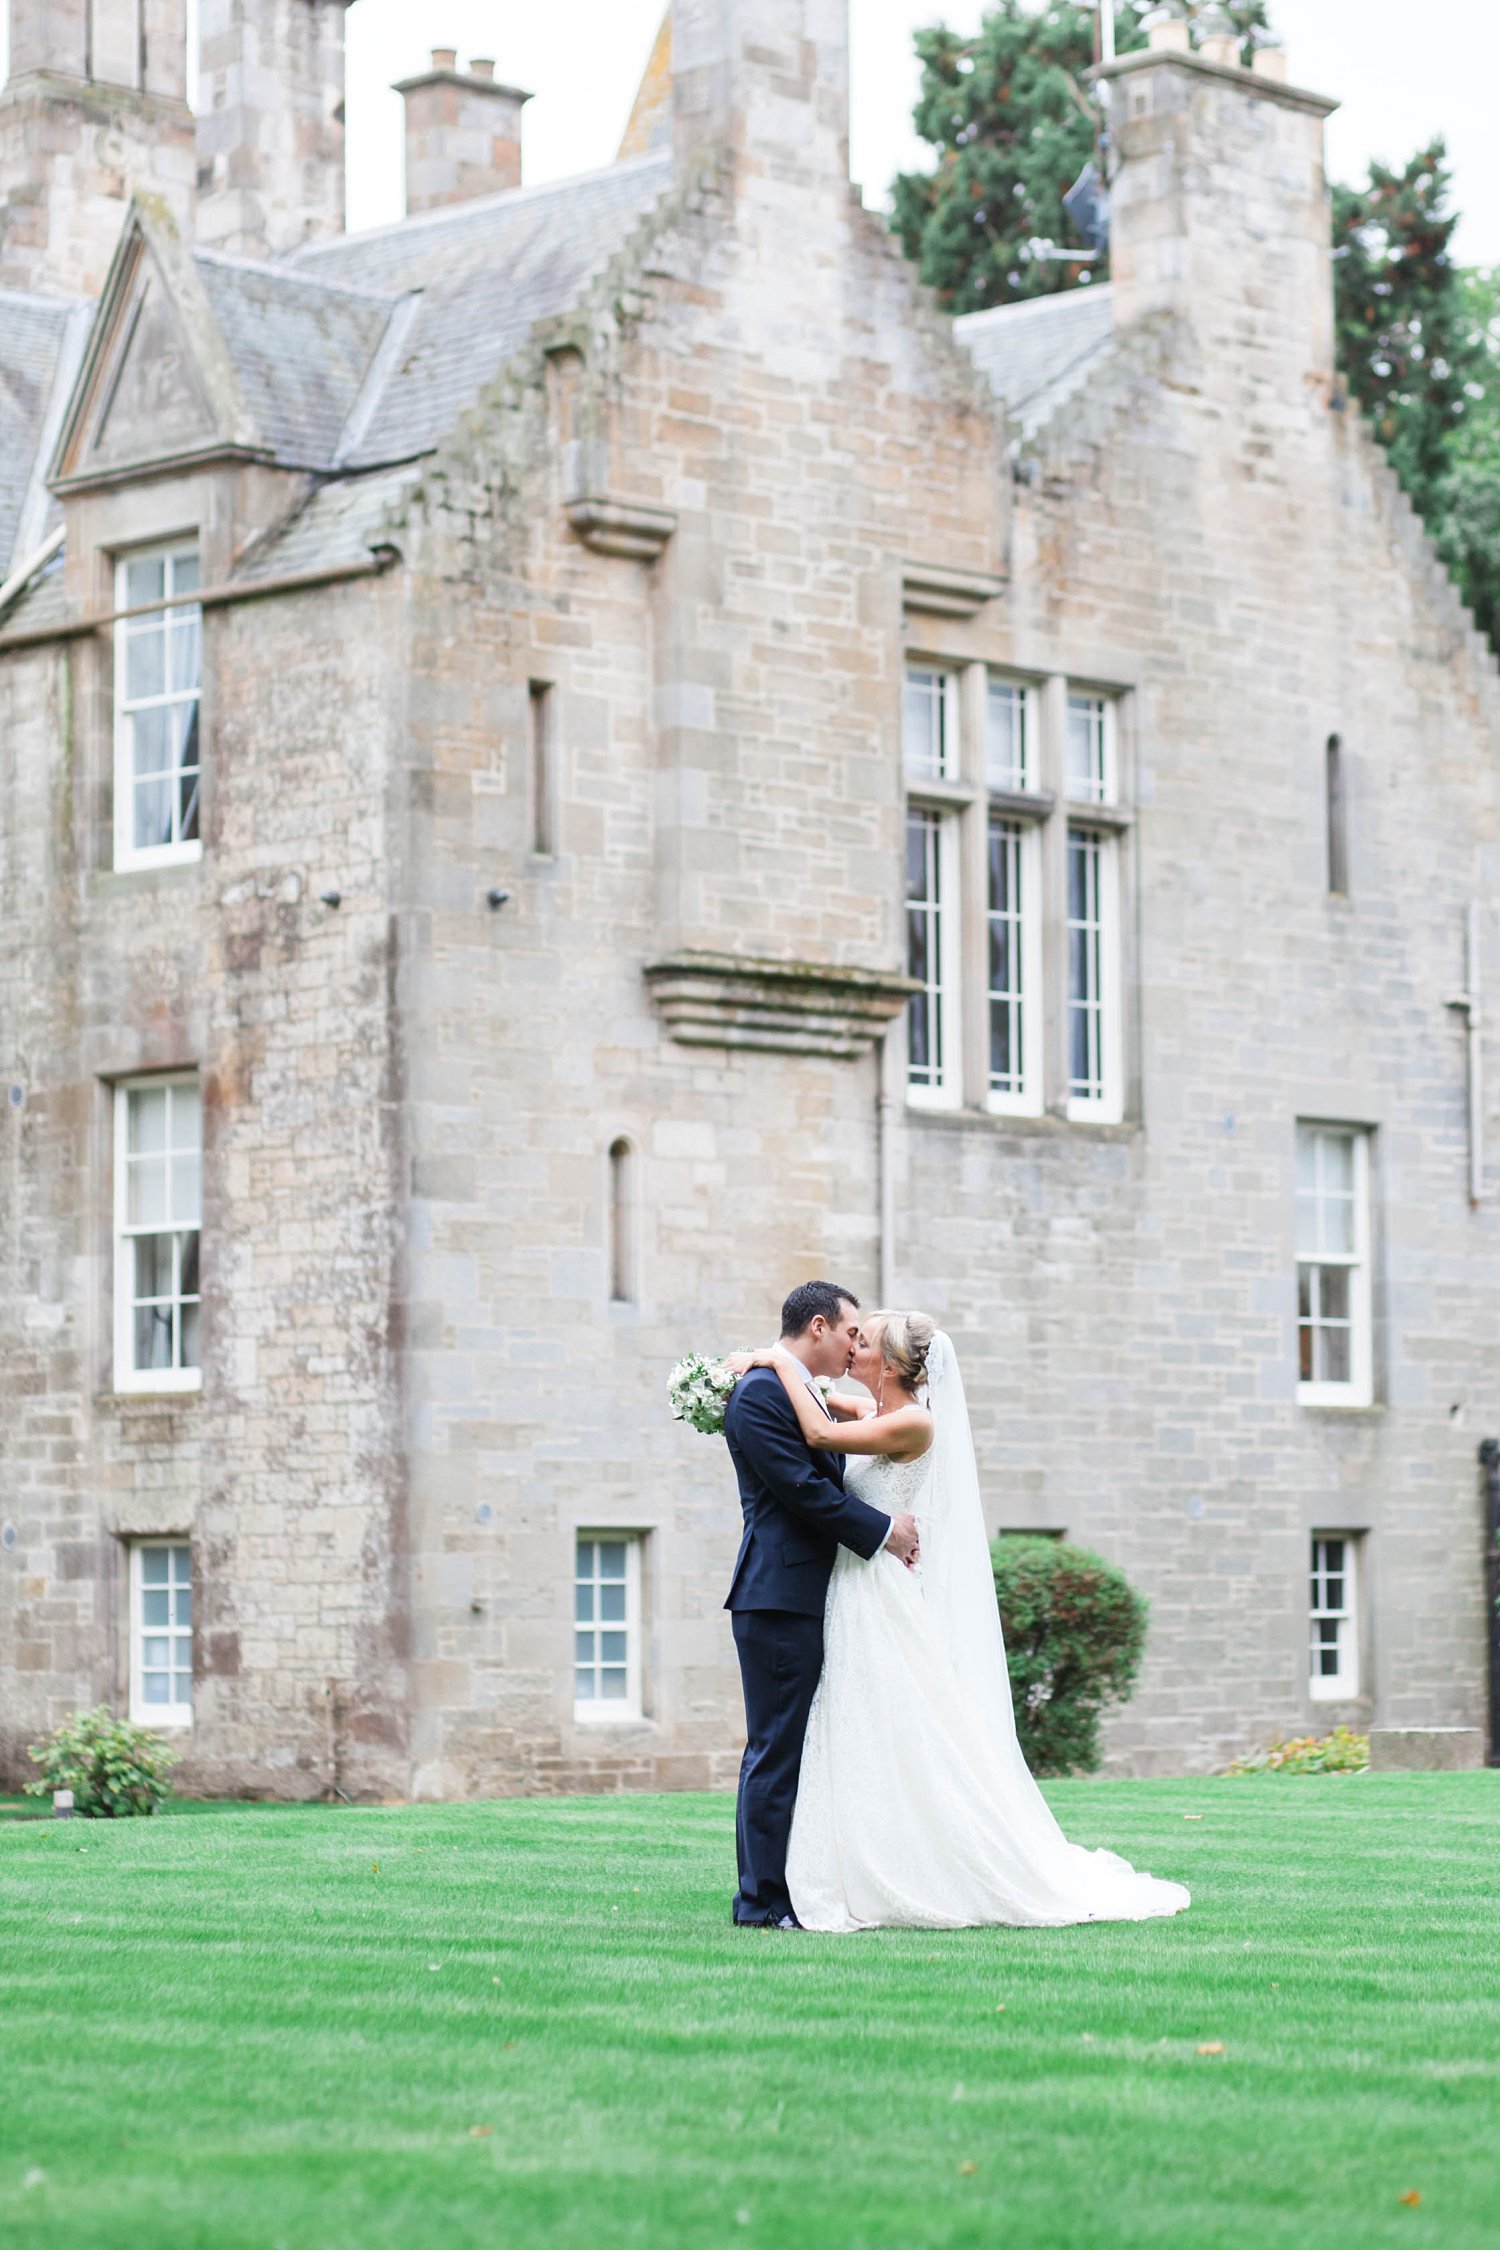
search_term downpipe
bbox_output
[1480,1439,1500,1766]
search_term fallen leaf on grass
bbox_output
[372,1863,379,1872]
[958,2162,977,2177]
[468,2126,493,2140]
[995,2004,1006,2013]
[503,2040,517,2052]
[1398,2192,1421,2209]
[1183,1814,1204,1822]
[1196,2042,1226,2057]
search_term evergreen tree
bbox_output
[1331,141,1485,514]
[891,8,1497,651]
[1432,268,1500,649]
[891,2,1270,314]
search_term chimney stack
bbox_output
[0,0,195,295]
[671,0,849,186]
[196,0,351,259]
[1099,36,1338,380]
[395,50,532,215]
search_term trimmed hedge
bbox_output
[990,1536,1148,1776]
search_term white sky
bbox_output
[1,3,1496,262]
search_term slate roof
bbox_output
[285,152,675,469]
[193,253,398,469]
[237,462,422,582]
[956,284,1116,438]
[0,289,89,579]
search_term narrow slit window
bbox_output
[114,544,202,869]
[129,1540,193,1726]
[574,1534,643,1719]
[906,807,956,1101]
[529,680,554,856]
[1066,826,1119,1116]
[902,667,957,782]
[1325,734,1347,894]
[1296,1124,1372,1405]
[1309,1534,1359,1698]
[1065,693,1115,806]
[985,679,1032,793]
[987,814,1026,1100]
[608,1137,635,1305]
[114,1075,202,1393]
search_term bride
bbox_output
[730,1314,1190,1932]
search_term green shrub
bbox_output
[990,1536,1148,1776]
[1226,1726,1370,1776]
[25,1705,180,1818]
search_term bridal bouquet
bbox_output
[667,1353,739,1436]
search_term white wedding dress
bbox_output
[786,1335,1190,1932]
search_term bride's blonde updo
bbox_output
[866,1310,937,1393]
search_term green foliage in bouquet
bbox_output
[990,1535,1148,1775]
[26,1705,180,1818]
[1226,1726,1370,1776]
[667,1353,738,1436]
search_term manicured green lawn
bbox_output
[2,1777,1497,2249]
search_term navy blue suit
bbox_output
[722,1367,889,1924]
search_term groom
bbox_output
[722,1280,920,1927]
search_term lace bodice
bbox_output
[845,1448,934,1518]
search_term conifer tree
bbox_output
[1331,141,1485,514]
[891,2,1269,314]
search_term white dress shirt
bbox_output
[791,1359,894,1550]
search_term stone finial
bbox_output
[1195,5,1241,66]
[394,53,532,213]
[1252,44,1290,83]
[1142,2,1192,52]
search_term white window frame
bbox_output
[574,1533,644,1722]
[128,1539,194,1728]
[1064,690,1118,807]
[1296,1125,1373,1408]
[984,675,1039,794]
[905,804,963,1109]
[902,665,960,783]
[1309,1534,1360,1700]
[985,810,1044,1117]
[1064,825,1123,1123]
[113,542,203,872]
[113,1074,203,1395]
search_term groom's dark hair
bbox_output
[781,1280,860,1338]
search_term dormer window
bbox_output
[114,543,202,870]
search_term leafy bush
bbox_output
[990,1537,1148,1776]
[1226,1726,1370,1776]
[25,1705,180,1817]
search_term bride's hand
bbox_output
[723,1347,777,1377]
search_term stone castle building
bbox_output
[2,0,1497,1796]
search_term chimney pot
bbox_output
[1251,46,1290,82]
[431,47,458,72]
[1199,34,1240,66]
[1147,20,1192,53]
[469,58,497,82]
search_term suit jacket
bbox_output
[723,1366,890,1617]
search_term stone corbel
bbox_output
[902,561,1006,618]
[566,497,677,561]
[644,951,918,1060]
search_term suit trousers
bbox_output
[730,1605,825,1924]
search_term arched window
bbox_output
[608,1138,636,1305]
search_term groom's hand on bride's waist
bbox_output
[884,1512,920,1568]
